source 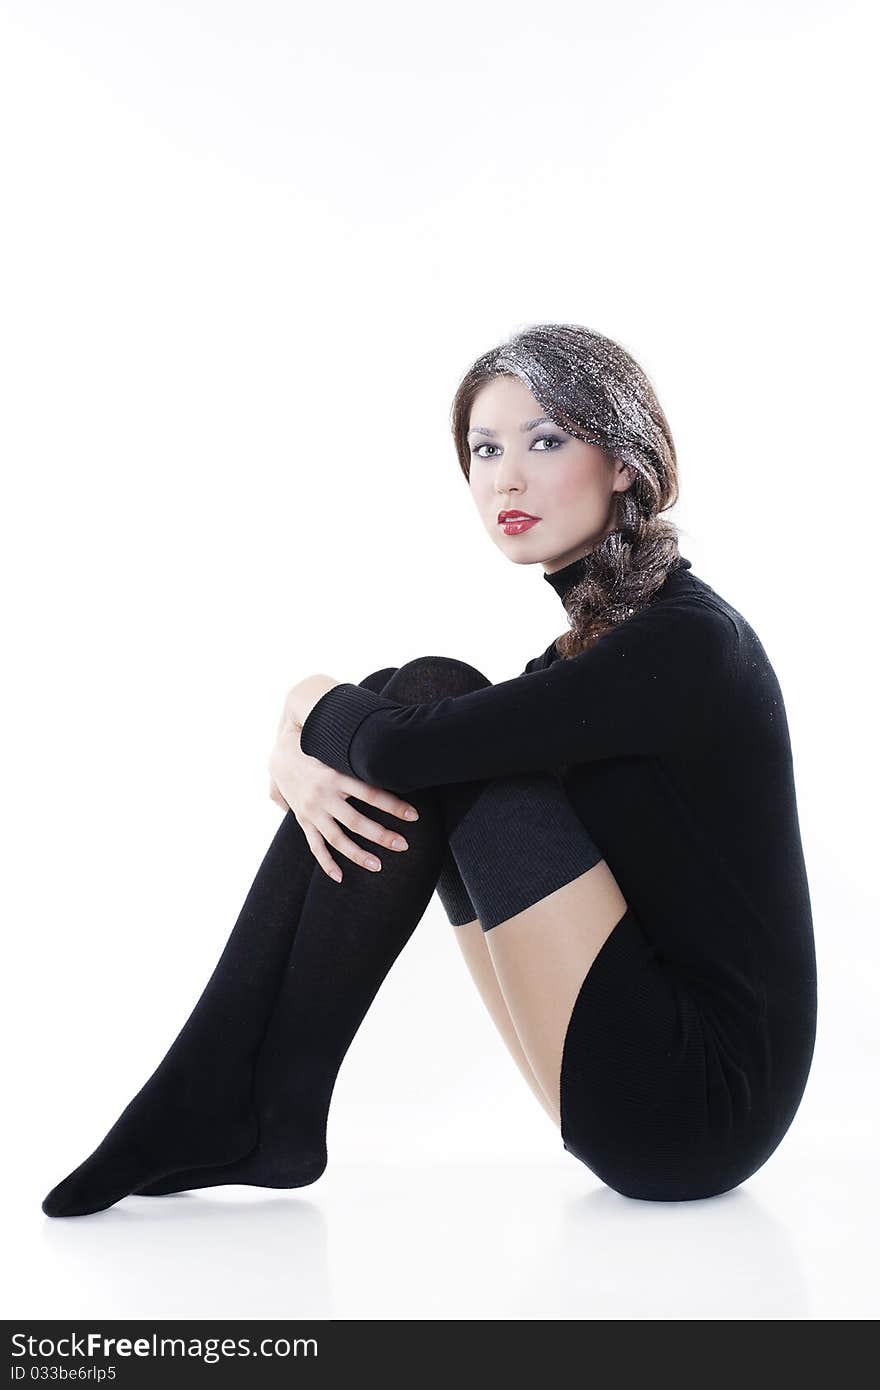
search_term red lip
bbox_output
[498,513,541,536]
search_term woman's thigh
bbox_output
[485,859,780,1200]
[483,861,628,1128]
[453,919,561,1125]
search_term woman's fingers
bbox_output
[335,801,412,853]
[342,780,420,825]
[316,814,385,874]
[300,821,343,883]
[296,812,388,883]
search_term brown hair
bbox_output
[450,322,682,656]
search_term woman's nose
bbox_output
[494,458,527,491]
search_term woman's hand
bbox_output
[267,678,420,882]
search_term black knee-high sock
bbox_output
[442,771,605,932]
[135,659,492,1197]
[41,667,400,1218]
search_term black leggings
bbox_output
[373,656,814,1203]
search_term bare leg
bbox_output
[440,757,618,1133]
[483,861,628,1126]
[452,918,560,1125]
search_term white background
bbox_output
[2,0,877,1320]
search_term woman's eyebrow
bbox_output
[467,416,555,438]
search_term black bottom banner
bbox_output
[1,1318,856,1384]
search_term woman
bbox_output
[42,323,817,1216]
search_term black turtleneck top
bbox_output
[300,554,817,1025]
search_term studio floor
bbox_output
[11,1153,877,1320]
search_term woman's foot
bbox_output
[132,1098,328,1195]
[41,807,329,1218]
[41,1059,260,1217]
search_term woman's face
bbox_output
[466,374,634,576]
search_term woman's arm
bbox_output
[298,598,742,792]
[286,674,345,729]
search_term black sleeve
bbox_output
[299,598,740,791]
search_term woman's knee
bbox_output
[381,655,492,704]
[358,665,400,694]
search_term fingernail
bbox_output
[365,856,381,871]
[331,869,342,882]
[404,808,419,820]
[391,837,408,851]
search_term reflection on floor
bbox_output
[22,1156,877,1320]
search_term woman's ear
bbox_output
[612,458,637,493]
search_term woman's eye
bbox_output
[470,435,564,459]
